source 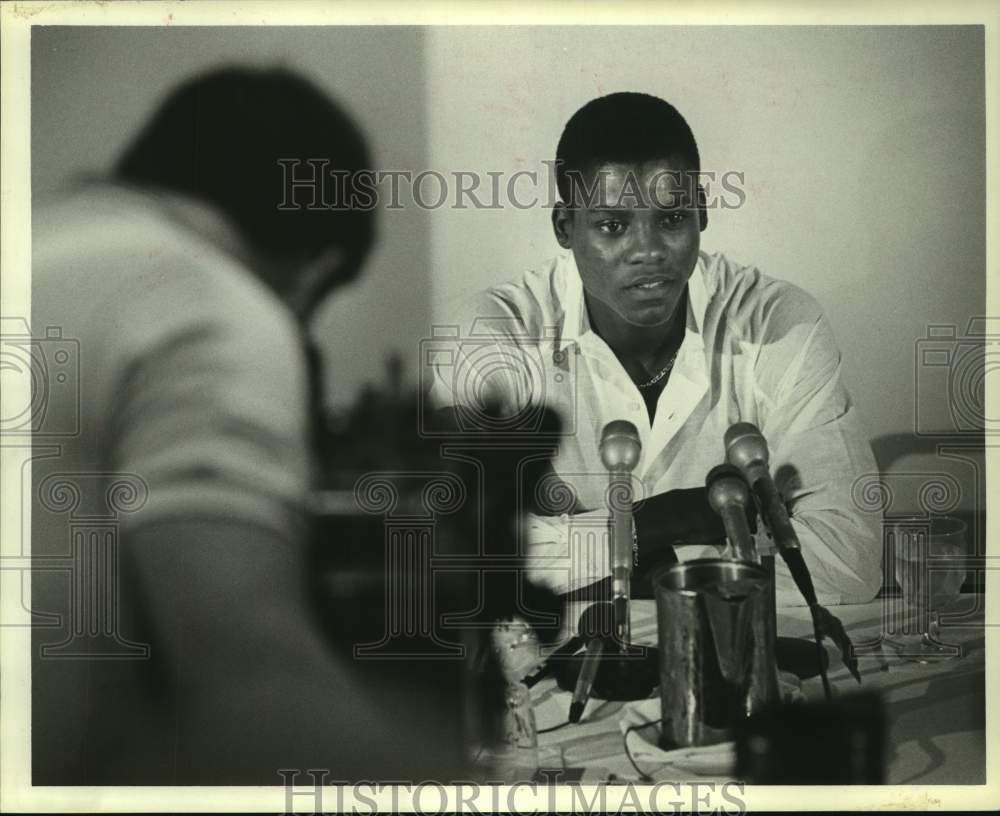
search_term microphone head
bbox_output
[705,463,751,513]
[724,421,770,475]
[599,420,641,472]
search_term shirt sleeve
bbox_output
[427,293,612,594]
[753,290,883,606]
[107,269,311,544]
[426,291,548,419]
[520,509,610,594]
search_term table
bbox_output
[531,595,986,784]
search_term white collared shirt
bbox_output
[429,251,882,605]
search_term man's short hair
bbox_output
[555,92,700,204]
[115,66,374,263]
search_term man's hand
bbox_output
[556,485,758,602]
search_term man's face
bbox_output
[552,158,706,329]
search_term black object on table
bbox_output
[735,690,885,783]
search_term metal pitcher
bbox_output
[654,558,778,749]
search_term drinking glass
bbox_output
[886,515,967,662]
[474,681,540,782]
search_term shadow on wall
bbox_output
[868,430,986,593]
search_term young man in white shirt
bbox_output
[430,92,882,607]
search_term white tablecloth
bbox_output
[532,595,985,784]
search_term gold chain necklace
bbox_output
[636,350,679,389]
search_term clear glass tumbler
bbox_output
[473,681,539,782]
[886,515,968,662]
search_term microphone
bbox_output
[705,464,755,562]
[723,424,857,695]
[724,422,819,607]
[724,423,800,554]
[599,420,641,649]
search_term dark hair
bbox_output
[115,66,374,263]
[555,92,700,203]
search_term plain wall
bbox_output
[31,25,988,483]
[424,26,987,451]
[31,25,430,409]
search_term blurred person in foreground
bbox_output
[430,92,881,607]
[30,67,453,784]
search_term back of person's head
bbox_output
[115,66,374,269]
[555,92,700,203]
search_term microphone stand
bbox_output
[724,423,832,683]
[552,605,659,706]
[552,422,658,714]
[706,463,781,710]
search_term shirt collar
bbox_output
[557,251,709,352]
